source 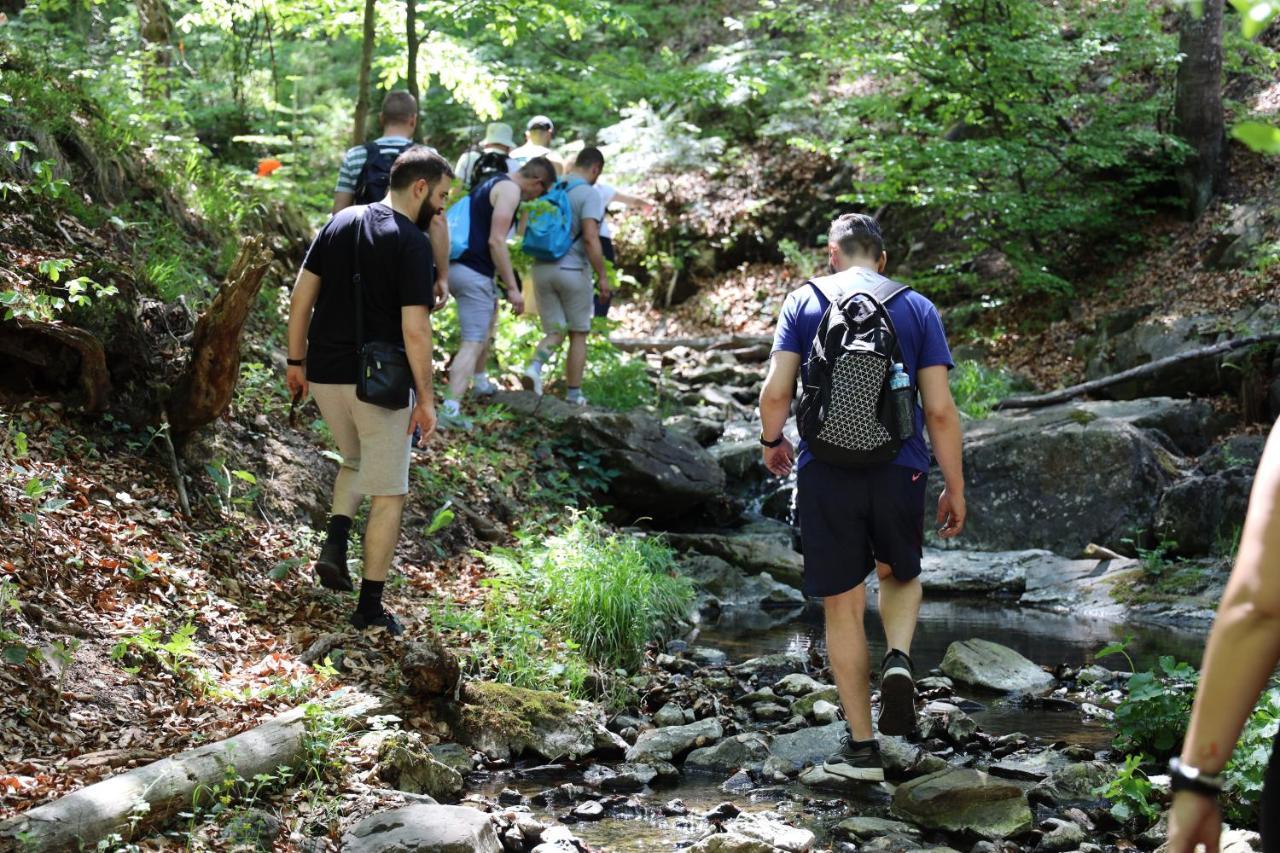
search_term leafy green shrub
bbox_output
[949,361,1016,419]
[1111,655,1198,755]
[1093,753,1159,825]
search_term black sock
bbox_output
[356,579,385,616]
[326,515,352,541]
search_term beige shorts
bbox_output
[310,383,413,496]
[532,264,594,334]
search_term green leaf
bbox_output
[3,645,29,665]
[268,558,304,581]
[231,470,257,485]
[1231,121,1280,154]
[40,499,71,512]
[1230,0,1279,38]
[427,506,455,536]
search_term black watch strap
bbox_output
[760,434,784,448]
[287,357,305,366]
[1169,757,1224,798]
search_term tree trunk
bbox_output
[0,320,111,412]
[166,236,273,436]
[1174,0,1226,219]
[351,0,378,147]
[406,0,420,142]
[0,690,382,852]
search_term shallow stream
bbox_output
[473,597,1207,850]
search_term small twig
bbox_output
[299,633,343,665]
[157,416,191,517]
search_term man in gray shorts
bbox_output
[520,147,610,405]
[440,157,556,428]
[286,146,453,635]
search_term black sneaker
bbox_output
[878,648,916,737]
[822,734,884,782]
[314,536,353,592]
[349,609,405,636]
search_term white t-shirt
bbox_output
[596,183,619,240]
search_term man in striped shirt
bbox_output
[333,91,450,307]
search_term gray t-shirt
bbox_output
[536,181,604,271]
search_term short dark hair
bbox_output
[574,146,605,172]
[828,213,884,259]
[381,90,418,124]
[389,146,453,190]
[519,156,557,188]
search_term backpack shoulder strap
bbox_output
[363,141,380,163]
[808,269,909,306]
[867,277,910,305]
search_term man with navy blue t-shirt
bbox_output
[759,213,967,783]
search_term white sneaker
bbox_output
[520,365,544,396]
[473,375,498,397]
[566,394,588,407]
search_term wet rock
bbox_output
[797,764,870,793]
[377,732,465,802]
[705,801,743,822]
[762,755,795,781]
[713,439,768,490]
[497,788,523,805]
[833,816,920,841]
[654,702,688,727]
[917,675,953,691]
[891,768,1033,840]
[688,833,779,853]
[669,518,804,589]
[686,731,772,774]
[768,722,846,772]
[1075,665,1114,686]
[663,798,689,816]
[626,717,724,762]
[790,687,841,719]
[221,808,282,850]
[722,812,816,852]
[582,762,657,792]
[774,673,826,697]
[732,652,810,683]
[753,701,791,721]
[944,710,979,745]
[342,804,501,853]
[570,800,604,821]
[679,555,806,611]
[690,646,730,667]
[721,769,755,793]
[495,391,726,519]
[940,639,1055,692]
[1155,467,1255,556]
[918,548,1047,595]
[927,399,1200,554]
[989,749,1072,782]
[529,824,582,853]
[1031,761,1113,806]
[812,700,841,725]
[665,414,725,447]
[1038,817,1086,852]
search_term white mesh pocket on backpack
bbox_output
[817,351,891,451]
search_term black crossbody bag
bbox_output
[352,210,414,410]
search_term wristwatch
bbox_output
[1169,757,1224,798]
[760,434,784,448]
[286,357,305,367]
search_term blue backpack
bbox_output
[445,194,471,260]
[521,176,586,261]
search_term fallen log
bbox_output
[609,333,773,354]
[994,332,1280,411]
[166,236,273,435]
[0,688,382,852]
[0,319,111,411]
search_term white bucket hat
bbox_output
[481,122,516,149]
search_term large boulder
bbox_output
[668,517,804,588]
[766,722,846,772]
[377,732,465,801]
[493,391,726,520]
[891,768,1033,840]
[685,732,772,774]
[928,399,1204,554]
[1082,301,1278,400]
[940,639,1054,692]
[678,554,805,610]
[342,804,501,853]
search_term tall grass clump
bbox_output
[949,360,1017,419]
[482,511,693,671]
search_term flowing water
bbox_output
[473,598,1207,850]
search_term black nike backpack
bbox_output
[470,150,510,187]
[354,141,409,205]
[796,269,913,468]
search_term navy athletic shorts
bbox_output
[796,460,927,598]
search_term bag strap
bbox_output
[808,268,909,307]
[352,208,366,350]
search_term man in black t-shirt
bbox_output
[286,146,453,635]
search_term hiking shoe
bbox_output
[822,734,884,782]
[520,365,544,396]
[473,375,498,397]
[566,394,588,407]
[314,537,353,592]
[878,648,916,737]
[349,609,405,636]
[436,407,474,432]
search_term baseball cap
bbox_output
[527,115,555,132]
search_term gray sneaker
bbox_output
[822,734,884,782]
[436,408,474,432]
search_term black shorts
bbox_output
[600,236,616,264]
[796,460,927,598]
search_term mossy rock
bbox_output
[448,681,611,763]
